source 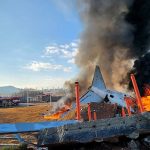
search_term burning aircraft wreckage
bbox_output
[37,65,150,149]
[1,65,149,149]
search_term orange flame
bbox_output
[44,105,70,120]
[141,96,150,111]
[141,84,150,111]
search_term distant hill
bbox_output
[0,86,21,96]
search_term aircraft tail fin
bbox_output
[91,65,106,90]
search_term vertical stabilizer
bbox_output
[92,66,106,90]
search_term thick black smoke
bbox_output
[126,53,150,95]
[126,0,150,57]
[124,0,150,95]
[65,0,150,97]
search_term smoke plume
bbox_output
[49,93,75,114]
[126,52,150,95]
[125,0,150,95]
[65,0,150,96]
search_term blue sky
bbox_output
[0,0,82,89]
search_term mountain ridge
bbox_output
[0,86,21,96]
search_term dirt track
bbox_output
[0,103,50,123]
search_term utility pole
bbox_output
[27,90,29,106]
[49,93,52,106]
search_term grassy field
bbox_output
[0,103,50,123]
[0,104,51,148]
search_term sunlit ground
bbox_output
[0,103,51,123]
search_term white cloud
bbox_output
[63,67,72,72]
[60,44,70,49]
[72,48,78,57]
[67,58,75,64]
[43,41,79,63]
[70,42,78,47]
[25,61,72,73]
[45,46,59,55]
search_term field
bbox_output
[0,103,51,123]
[0,104,52,147]
[0,103,75,147]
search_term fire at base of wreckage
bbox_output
[43,104,71,120]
